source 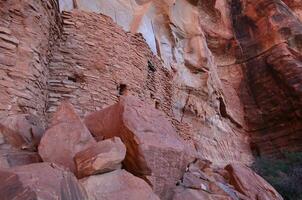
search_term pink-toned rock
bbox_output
[84,95,192,199]
[80,169,159,200]
[0,162,87,200]
[181,171,210,190]
[173,187,233,200]
[0,114,45,151]
[177,159,245,200]
[0,170,37,200]
[225,164,283,200]
[39,101,96,173]
[74,137,126,178]
[0,149,41,168]
[0,123,26,150]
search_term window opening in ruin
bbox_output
[148,60,156,72]
[118,84,127,95]
[155,101,160,109]
[68,76,77,82]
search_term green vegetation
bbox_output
[252,152,302,200]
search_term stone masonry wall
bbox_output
[47,10,173,120]
[0,0,61,124]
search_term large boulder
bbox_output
[0,162,87,200]
[80,169,159,200]
[38,101,96,173]
[84,95,192,199]
[74,137,126,178]
[225,164,283,200]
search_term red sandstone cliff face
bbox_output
[230,0,302,156]
[0,0,301,199]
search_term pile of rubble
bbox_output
[0,96,283,200]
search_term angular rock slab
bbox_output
[173,187,233,200]
[225,164,283,200]
[0,114,45,151]
[176,159,245,200]
[0,123,27,150]
[39,101,96,173]
[84,95,191,199]
[80,169,159,200]
[74,137,126,178]
[0,162,87,200]
[0,149,41,168]
[0,170,37,200]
